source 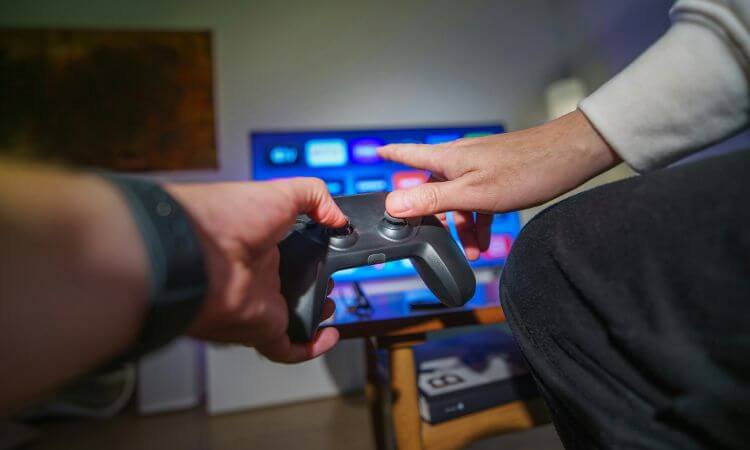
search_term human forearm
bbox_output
[0,162,149,413]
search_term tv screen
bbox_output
[250,125,521,282]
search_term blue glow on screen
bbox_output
[250,124,521,282]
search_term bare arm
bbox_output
[0,162,150,412]
[0,160,347,414]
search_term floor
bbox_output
[19,395,564,450]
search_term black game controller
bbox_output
[279,192,476,342]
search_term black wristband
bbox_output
[103,175,207,360]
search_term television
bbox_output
[250,125,521,282]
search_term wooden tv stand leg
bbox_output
[365,338,388,450]
[384,336,425,450]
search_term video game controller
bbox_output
[278,192,476,342]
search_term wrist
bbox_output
[542,109,621,184]
[566,109,620,174]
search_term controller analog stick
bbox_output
[328,222,354,236]
[327,222,357,248]
[383,212,408,227]
[379,212,412,240]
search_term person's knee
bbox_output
[501,177,627,313]
[500,201,566,314]
[500,180,640,355]
[498,188,609,348]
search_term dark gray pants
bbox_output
[501,150,750,449]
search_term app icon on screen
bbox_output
[324,179,345,195]
[354,178,388,193]
[305,139,348,167]
[426,134,460,144]
[392,170,429,190]
[351,138,385,164]
[268,146,298,165]
[481,234,513,260]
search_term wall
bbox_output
[561,0,673,86]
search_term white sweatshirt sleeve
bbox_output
[578,0,750,172]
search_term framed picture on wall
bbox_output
[0,28,218,171]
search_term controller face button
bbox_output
[367,253,387,265]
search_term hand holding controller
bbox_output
[278,192,476,342]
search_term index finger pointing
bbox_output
[377,143,445,173]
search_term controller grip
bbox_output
[411,239,476,307]
[278,232,330,342]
